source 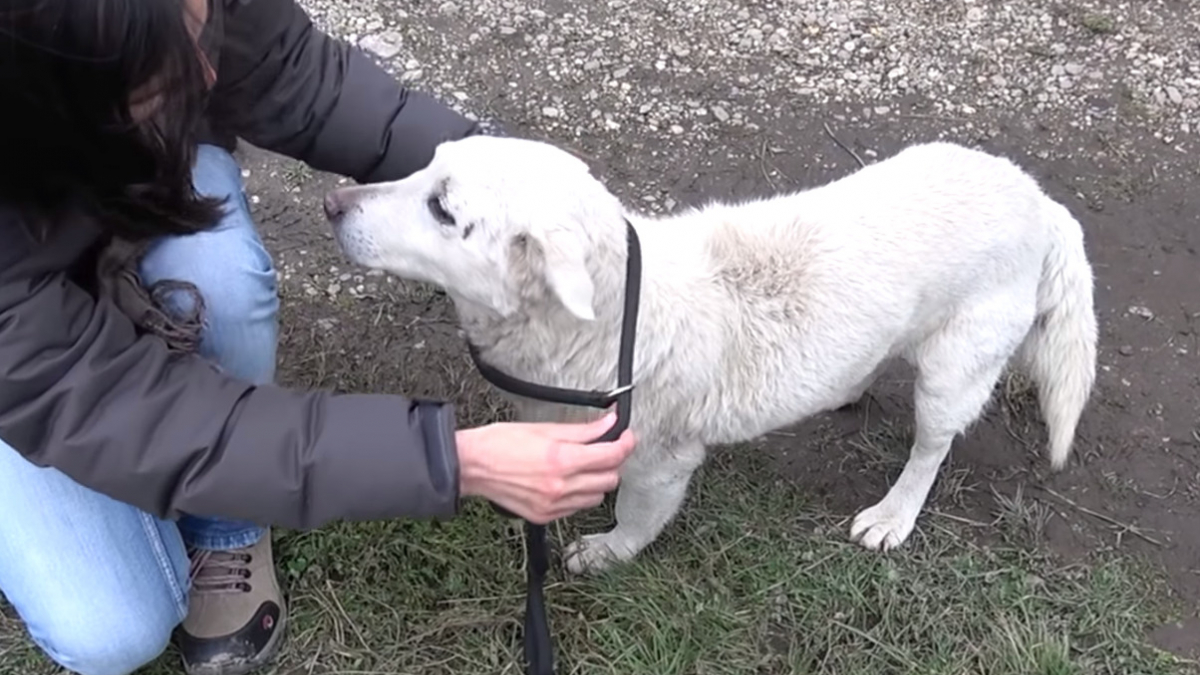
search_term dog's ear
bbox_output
[536,231,596,321]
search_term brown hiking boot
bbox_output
[177,532,288,675]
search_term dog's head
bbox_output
[323,135,624,321]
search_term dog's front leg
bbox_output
[563,440,706,575]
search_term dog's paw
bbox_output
[562,533,631,575]
[849,502,917,551]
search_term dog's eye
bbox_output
[426,195,455,226]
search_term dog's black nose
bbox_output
[323,191,346,221]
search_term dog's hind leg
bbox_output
[564,440,706,575]
[849,298,1031,551]
[835,359,890,412]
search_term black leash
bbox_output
[466,219,642,675]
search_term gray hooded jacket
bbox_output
[0,0,486,530]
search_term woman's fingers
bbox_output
[564,466,622,496]
[490,463,622,523]
[556,429,637,473]
[533,412,619,443]
[458,416,637,523]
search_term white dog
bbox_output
[323,135,1098,574]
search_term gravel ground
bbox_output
[307,0,1198,154]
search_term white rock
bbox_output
[359,32,403,59]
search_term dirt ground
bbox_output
[240,90,1199,662]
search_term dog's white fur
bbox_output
[327,135,1098,574]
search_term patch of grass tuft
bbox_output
[1080,13,1117,35]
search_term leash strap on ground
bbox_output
[467,220,642,675]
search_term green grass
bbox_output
[2,448,1189,675]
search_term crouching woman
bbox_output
[0,2,635,675]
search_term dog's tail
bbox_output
[1019,200,1098,471]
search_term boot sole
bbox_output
[182,604,289,675]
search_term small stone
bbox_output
[712,105,730,122]
[670,124,684,134]
[991,74,1009,87]
[1064,63,1084,75]
[1118,345,1135,356]
[1165,86,1183,105]
[359,31,403,59]
[542,106,560,117]
[1128,305,1154,320]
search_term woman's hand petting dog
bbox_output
[455,413,636,523]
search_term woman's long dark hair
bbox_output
[0,0,223,239]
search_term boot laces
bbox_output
[189,548,253,595]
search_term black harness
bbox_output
[465,220,642,675]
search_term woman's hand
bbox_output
[455,413,637,523]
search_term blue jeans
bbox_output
[0,145,279,675]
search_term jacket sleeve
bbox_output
[207,0,482,184]
[0,232,460,531]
